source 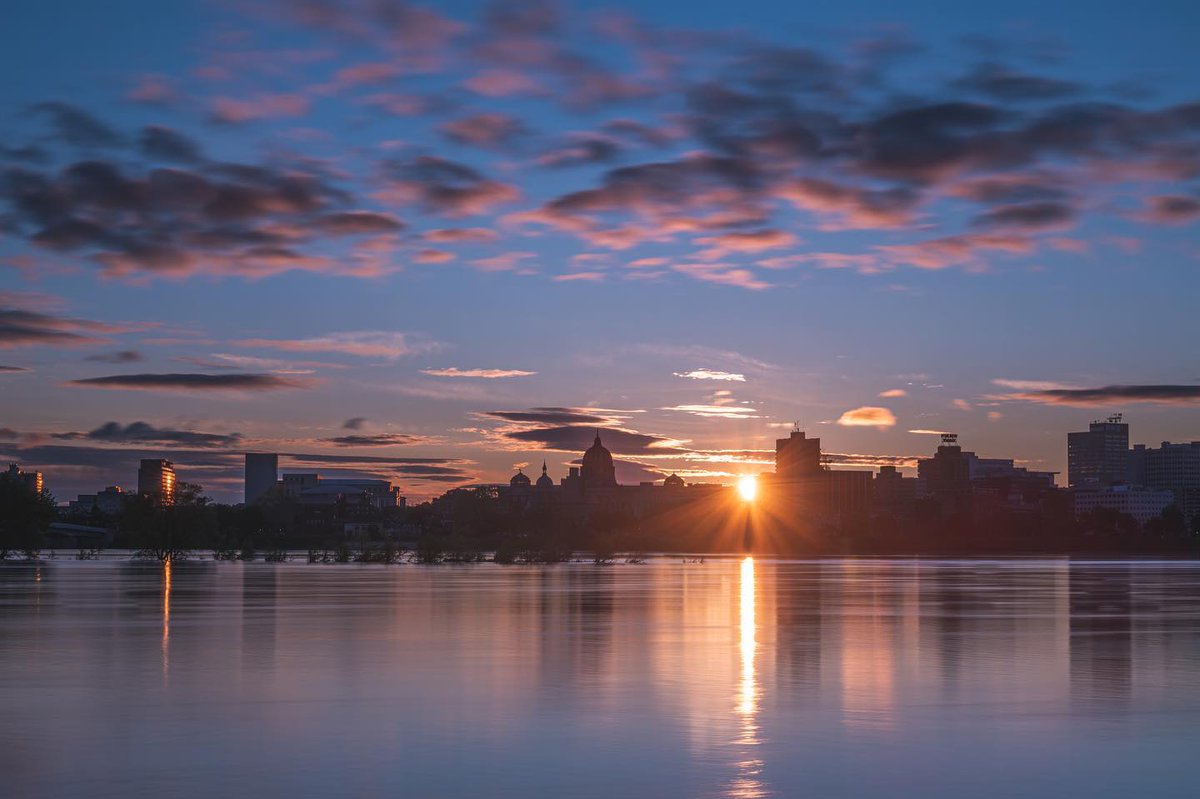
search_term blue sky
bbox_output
[2,0,1198,501]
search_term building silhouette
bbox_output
[1068,414,1129,488]
[5,462,43,494]
[244,453,279,504]
[1129,440,1200,520]
[137,459,176,505]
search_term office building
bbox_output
[1073,484,1173,528]
[137,459,176,505]
[1130,440,1200,518]
[245,453,279,504]
[1068,414,1129,487]
[775,430,822,481]
[4,463,43,494]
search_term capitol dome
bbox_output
[536,461,554,489]
[510,468,531,487]
[581,432,617,490]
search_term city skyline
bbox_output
[3,0,1199,503]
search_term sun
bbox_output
[737,474,758,502]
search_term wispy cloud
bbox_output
[1002,384,1200,407]
[421,367,536,378]
[236,331,440,359]
[67,373,306,392]
[674,369,746,382]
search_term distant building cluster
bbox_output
[9,412,1197,541]
[472,433,724,518]
[1067,414,1198,525]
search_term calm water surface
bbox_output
[3,557,1200,798]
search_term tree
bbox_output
[0,477,56,558]
[122,481,216,561]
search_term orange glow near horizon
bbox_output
[737,475,758,502]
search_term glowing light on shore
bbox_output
[737,475,758,502]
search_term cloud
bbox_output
[380,156,519,216]
[502,425,685,456]
[824,452,921,469]
[1140,195,1200,224]
[422,227,498,243]
[879,388,907,398]
[236,331,440,359]
[480,407,621,425]
[908,429,952,435]
[342,417,367,430]
[420,367,536,378]
[0,306,119,349]
[952,63,1080,101]
[660,404,761,419]
[210,93,311,123]
[313,211,406,235]
[323,434,425,447]
[0,365,30,373]
[836,406,897,429]
[674,369,746,382]
[139,126,203,163]
[990,378,1078,391]
[671,263,771,290]
[67,373,305,391]
[31,102,122,147]
[84,349,143,363]
[471,251,536,273]
[464,68,543,97]
[972,201,1074,231]
[0,152,379,279]
[438,112,526,149]
[537,134,622,168]
[414,249,454,264]
[1004,384,1200,406]
[53,421,241,448]
[127,75,178,105]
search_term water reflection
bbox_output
[3,558,1200,799]
[729,556,767,798]
[161,559,171,683]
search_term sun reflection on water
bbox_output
[729,556,767,798]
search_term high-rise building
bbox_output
[4,463,43,494]
[1067,414,1129,488]
[244,453,279,504]
[1130,441,1200,519]
[137,459,176,505]
[917,434,974,498]
[775,430,822,481]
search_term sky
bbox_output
[1,0,1198,502]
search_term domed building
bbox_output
[581,432,618,492]
[509,468,531,488]
[664,473,685,489]
[536,461,554,490]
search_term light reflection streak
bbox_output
[162,559,171,682]
[728,556,767,798]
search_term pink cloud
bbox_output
[463,69,543,97]
[836,406,897,429]
[210,93,311,123]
